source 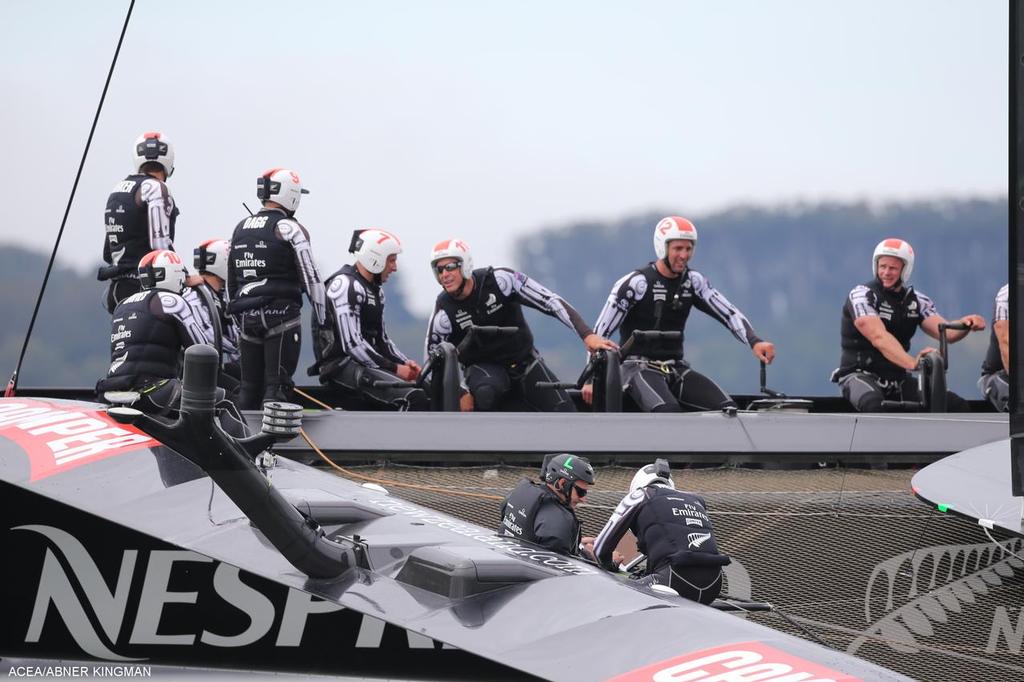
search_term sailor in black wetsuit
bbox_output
[96,250,211,416]
[834,238,985,412]
[593,460,730,605]
[425,238,616,412]
[978,283,1009,412]
[311,229,428,411]
[499,453,596,558]
[186,238,242,398]
[98,132,179,313]
[227,169,326,409]
[587,216,775,412]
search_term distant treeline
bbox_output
[0,197,1007,398]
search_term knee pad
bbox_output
[853,393,883,412]
[403,389,431,412]
[473,385,501,411]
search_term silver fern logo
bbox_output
[849,539,1023,657]
[687,532,712,549]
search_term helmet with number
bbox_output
[872,238,914,284]
[257,168,308,213]
[139,250,186,293]
[132,131,174,177]
[653,216,698,260]
[630,458,675,492]
[542,453,595,496]
[193,238,231,282]
[349,229,402,274]
[429,238,474,279]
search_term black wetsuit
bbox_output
[95,288,210,415]
[979,284,1009,412]
[593,264,761,412]
[836,279,966,412]
[313,265,428,411]
[227,208,325,408]
[426,267,592,412]
[183,283,241,398]
[593,485,730,605]
[498,479,582,556]
[98,174,178,313]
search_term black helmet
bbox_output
[542,453,595,493]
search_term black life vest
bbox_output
[101,174,178,278]
[633,487,724,569]
[618,264,695,360]
[434,268,534,365]
[227,209,303,313]
[96,289,186,392]
[839,279,923,380]
[499,479,580,555]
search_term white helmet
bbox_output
[872,238,915,284]
[350,229,402,274]
[132,131,174,177]
[193,238,231,281]
[429,238,474,279]
[653,216,698,260]
[138,249,186,293]
[630,459,675,492]
[257,168,308,213]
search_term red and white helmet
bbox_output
[351,229,402,274]
[257,168,308,213]
[429,238,474,279]
[872,238,915,284]
[653,216,698,260]
[133,131,174,177]
[193,238,231,281]
[139,249,186,293]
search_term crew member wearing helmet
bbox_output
[426,238,617,412]
[227,169,326,409]
[310,229,428,411]
[586,216,775,412]
[98,132,180,314]
[593,460,730,605]
[185,238,241,396]
[96,250,212,415]
[834,238,985,412]
[978,284,1010,412]
[499,453,596,558]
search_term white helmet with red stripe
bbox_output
[653,216,698,260]
[429,238,474,279]
[257,168,308,213]
[193,238,231,281]
[350,229,402,274]
[138,249,186,293]
[133,131,174,177]
[872,238,915,284]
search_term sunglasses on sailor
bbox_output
[435,262,461,275]
[573,484,589,498]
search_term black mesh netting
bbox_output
[323,463,1024,681]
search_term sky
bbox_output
[1,0,1008,314]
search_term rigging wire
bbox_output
[4,0,136,397]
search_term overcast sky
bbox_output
[2,1,1007,314]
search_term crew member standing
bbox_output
[98,132,179,313]
[227,168,325,408]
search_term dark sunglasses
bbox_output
[573,484,589,498]
[435,262,461,275]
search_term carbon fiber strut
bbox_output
[108,344,353,579]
